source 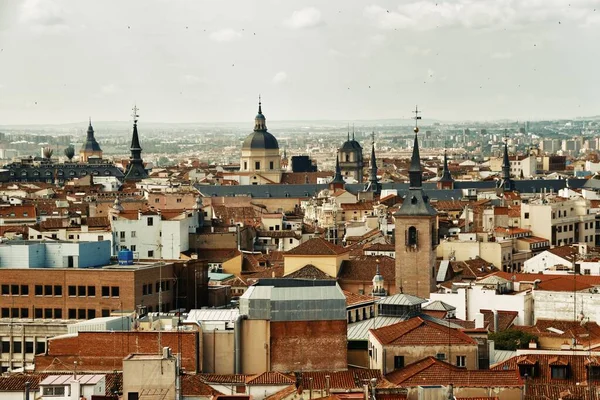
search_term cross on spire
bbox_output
[413,105,422,133]
[132,105,139,123]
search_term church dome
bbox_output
[341,139,362,151]
[242,131,279,150]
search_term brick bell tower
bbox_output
[394,106,438,299]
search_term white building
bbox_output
[40,374,106,400]
[109,198,201,259]
[0,241,111,268]
[430,275,534,325]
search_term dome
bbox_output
[242,131,279,150]
[373,273,384,283]
[341,139,362,151]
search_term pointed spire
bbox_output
[369,131,379,192]
[331,154,344,184]
[123,105,148,181]
[502,139,510,180]
[130,106,142,151]
[347,123,350,142]
[440,149,453,182]
[258,94,262,115]
[254,96,267,131]
[408,105,423,189]
[352,124,355,141]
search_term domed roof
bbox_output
[342,139,362,151]
[242,131,279,150]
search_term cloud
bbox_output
[364,1,600,31]
[272,71,288,84]
[370,34,386,45]
[209,29,242,42]
[19,0,69,33]
[100,83,121,95]
[284,7,323,29]
[491,51,513,59]
[405,45,431,56]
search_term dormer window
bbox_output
[589,366,600,381]
[551,365,568,379]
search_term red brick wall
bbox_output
[270,320,347,372]
[35,330,199,372]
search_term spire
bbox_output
[331,154,344,185]
[352,124,355,141]
[440,149,453,182]
[123,105,148,182]
[502,138,510,180]
[347,123,350,142]
[254,95,267,131]
[369,131,380,193]
[80,116,102,154]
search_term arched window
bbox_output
[407,226,418,247]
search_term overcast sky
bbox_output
[0,0,599,125]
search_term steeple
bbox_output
[498,134,515,192]
[437,149,454,190]
[408,106,423,189]
[367,131,380,194]
[254,95,267,131]
[329,154,345,190]
[123,105,148,182]
[79,117,103,162]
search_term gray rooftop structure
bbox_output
[377,293,428,306]
[239,278,346,321]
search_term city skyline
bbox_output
[0,0,599,125]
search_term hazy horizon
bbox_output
[1,0,599,125]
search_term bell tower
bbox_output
[394,106,438,299]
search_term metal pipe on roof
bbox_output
[233,314,247,374]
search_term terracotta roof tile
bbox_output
[199,374,248,384]
[181,374,224,396]
[285,237,349,256]
[284,264,334,280]
[338,256,395,281]
[387,357,521,388]
[264,385,298,400]
[343,290,376,307]
[300,370,382,390]
[370,317,477,346]
[246,372,296,385]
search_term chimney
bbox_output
[492,309,499,333]
[162,346,171,359]
[325,376,330,396]
[474,313,485,329]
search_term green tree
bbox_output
[489,329,538,351]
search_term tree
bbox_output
[489,329,538,351]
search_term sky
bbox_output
[0,0,599,125]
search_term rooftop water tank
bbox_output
[118,250,134,265]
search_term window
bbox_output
[147,217,154,226]
[255,161,260,170]
[11,285,19,295]
[120,231,126,239]
[176,198,182,203]
[54,285,62,296]
[143,284,147,295]
[1,341,9,353]
[456,355,466,368]
[54,309,62,319]
[78,286,86,296]
[551,366,568,380]
[111,287,120,297]
[11,308,18,318]
[13,341,21,353]
[21,308,29,318]
[98,235,104,241]
[243,161,248,170]
[44,309,52,319]
[407,226,418,246]
[131,245,136,252]
[36,341,46,355]
[102,286,110,297]
[21,285,29,295]
[88,309,96,319]
[1,308,8,318]
[78,309,86,319]
[25,341,34,353]
[524,212,529,219]
[131,231,136,238]
[34,308,43,319]
[589,366,600,380]
[148,250,154,257]
[269,161,274,169]
[436,353,446,360]
[394,356,405,369]
[102,309,110,317]
[147,284,152,294]
[43,387,66,396]
[68,286,76,296]
[68,309,76,319]
[44,285,53,296]
[88,286,95,297]
[1,285,8,295]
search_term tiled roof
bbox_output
[0,204,36,218]
[340,201,375,211]
[285,237,349,256]
[246,372,295,385]
[343,290,376,307]
[386,357,522,388]
[257,230,301,239]
[364,243,395,252]
[513,319,600,347]
[199,374,248,384]
[244,266,285,284]
[299,370,382,390]
[370,317,477,346]
[264,385,298,400]
[284,264,334,280]
[480,310,518,332]
[0,372,122,395]
[280,172,333,185]
[181,374,224,396]
[198,248,241,263]
[547,245,576,260]
[338,256,395,281]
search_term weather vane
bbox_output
[413,105,422,133]
[131,105,140,123]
